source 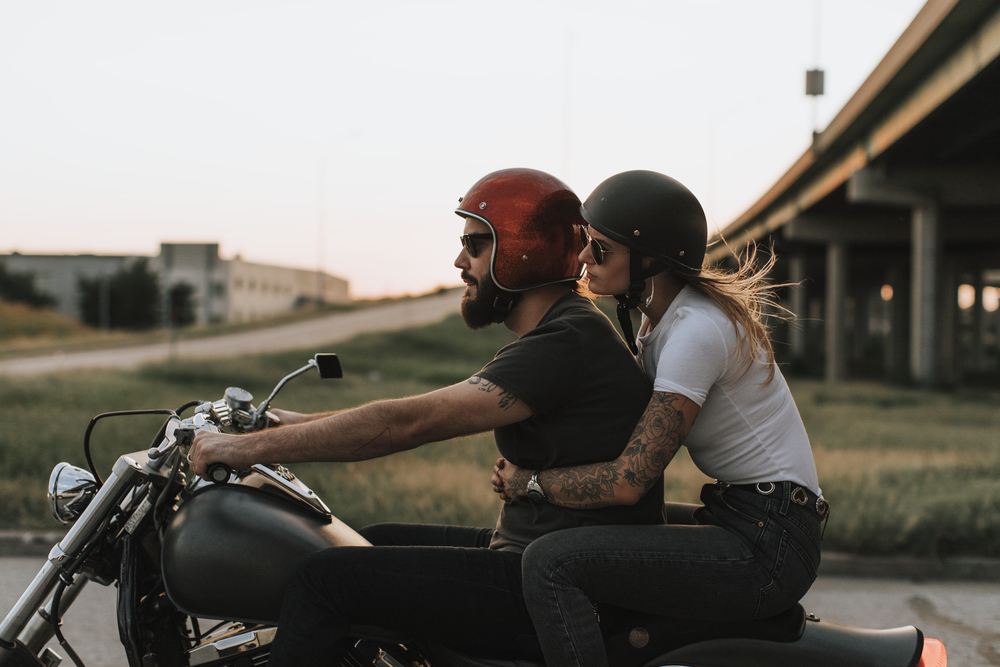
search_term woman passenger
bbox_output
[492,170,827,667]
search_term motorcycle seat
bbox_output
[601,602,806,667]
[418,606,805,667]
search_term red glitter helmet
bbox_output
[455,168,585,292]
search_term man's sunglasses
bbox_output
[460,233,493,258]
[579,227,626,266]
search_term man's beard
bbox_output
[461,273,512,329]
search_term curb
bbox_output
[4,531,1000,581]
[0,531,67,557]
[817,551,1000,582]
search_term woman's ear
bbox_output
[641,257,670,280]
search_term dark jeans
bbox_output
[521,482,824,667]
[266,523,542,667]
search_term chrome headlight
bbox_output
[48,462,98,524]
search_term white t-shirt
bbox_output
[636,285,820,494]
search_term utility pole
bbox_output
[317,159,327,305]
[806,0,825,139]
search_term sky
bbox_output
[0,0,928,298]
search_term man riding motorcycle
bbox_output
[188,168,664,665]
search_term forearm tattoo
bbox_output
[350,427,396,460]
[507,467,532,497]
[539,461,626,508]
[468,376,519,410]
[540,392,688,508]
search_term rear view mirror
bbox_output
[314,353,343,379]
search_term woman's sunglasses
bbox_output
[459,233,493,258]
[579,227,626,266]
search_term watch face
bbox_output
[527,474,544,502]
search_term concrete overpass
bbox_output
[715,0,1000,386]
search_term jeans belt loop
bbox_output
[740,481,828,520]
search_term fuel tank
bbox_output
[161,484,370,624]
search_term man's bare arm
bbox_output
[495,392,699,509]
[190,375,532,477]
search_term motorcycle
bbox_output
[0,354,947,667]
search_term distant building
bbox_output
[0,243,350,326]
[153,243,350,325]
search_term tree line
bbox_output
[1,259,196,330]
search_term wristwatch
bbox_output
[526,473,545,503]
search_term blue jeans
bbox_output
[266,523,542,666]
[521,482,824,667]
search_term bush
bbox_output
[78,259,161,330]
[168,282,197,327]
[0,262,56,308]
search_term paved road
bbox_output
[0,289,464,376]
[801,577,1000,667]
[2,556,998,666]
[1,558,125,667]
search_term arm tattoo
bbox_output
[350,427,397,460]
[539,392,689,509]
[468,376,520,411]
[619,392,686,494]
[540,461,626,509]
[507,467,532,497]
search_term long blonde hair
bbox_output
[683,242,788,383]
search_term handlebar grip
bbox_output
[206,463,233,485]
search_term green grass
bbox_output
[791,380,1000,557]
[0,311,516,532]
[2,308,999,558]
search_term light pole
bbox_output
[806,0,825,138]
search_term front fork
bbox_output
[0,455,148,660]
[17,577,91,656]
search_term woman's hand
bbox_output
[492,458,533,502]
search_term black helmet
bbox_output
[580,171,707,353]
[581,170,707,275]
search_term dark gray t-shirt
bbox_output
[479,293,662,553]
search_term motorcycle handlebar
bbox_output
[205,463,233,485]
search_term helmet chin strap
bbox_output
[491,291,518,324]
[615,252,665,355]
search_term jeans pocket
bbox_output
[755,529,819,619]
[754,530,789,618]
[779,506,824,564]
[785,526,820,585]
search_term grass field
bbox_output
[2,305,999,557]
